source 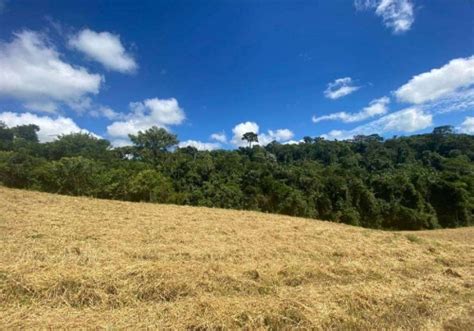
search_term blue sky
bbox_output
[0,0,473,149]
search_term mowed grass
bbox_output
[0,187,473,329]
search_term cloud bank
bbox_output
[0,31,103,113]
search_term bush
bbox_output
[128,169,175,203]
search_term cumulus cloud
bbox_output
[355,0,415,34]
[367,107,432,132]
[230,121,294,147]
[319,57,474,140]
[271,129,294,141]
[69,29,137,73]
[459,117,474,134]
[178,140,221,151]
[107,97,185,139]
[231,121,260,147]
[321,107,432,140]
[395,56,474,104]
[259,129,295,145]
[0,111,95,142]
[324,77,360,100]
[0,31,103,113]
[210,132,227,143]
[133,98,185,126]
[313,96,390,123]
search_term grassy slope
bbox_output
[0,187,472,329]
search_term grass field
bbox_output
[1,187,473,329]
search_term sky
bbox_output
[0,0,473,149]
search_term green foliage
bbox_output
[49,157,102,196]
[44,133,111,161]
[0,122,14,150]
[433,125,454,136]
[128,169,175,203]
[0,121,473,230]
[242,132,259,147]
[128,126,178,165]
[11,124,40,143]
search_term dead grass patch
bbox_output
[0,187,473,329]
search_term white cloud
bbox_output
[231,121,260,147]
[395,56,474,104]
[283,139,303,145]
[459,117,474,134]
[178,140,221,151]
[135,98,185,125]
[319,57,474,141]
[110,138,132,148]
[259,129,295,145]
[324,77,360,99]
[230,121,294,147]
[23,101,58,114]
[271,128,294,141]
[107,97,185,138]
[419,88,474,115]
[321,129,349,141]
[69,29,137,73]
[0,31,103,113]
[355,0,415,34]
[313,96,390,123]
[321,107,432,140]
[375,107,432,132]
[0,111,95,142]
[210,132,227,143]
[89,106,123,120]
[66,97,94,114]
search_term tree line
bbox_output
[0,122,472,230]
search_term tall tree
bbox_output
[242,132,259,148]
[129,126,178,165]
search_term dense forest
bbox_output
[0,122,472,230]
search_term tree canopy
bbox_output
[242,132,259,147]
[0,123,472,230]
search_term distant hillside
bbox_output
[1,187,472,329]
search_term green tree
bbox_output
[129,126,178,165]
[12,124,40,143]
[242,132,258,148]
[128,169,175,202]
[44,133,111,161]
[433,125,454,136]
[0,118,473,231]
[50,157,102,196]
[0,122,14,150]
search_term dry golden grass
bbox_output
[1,187,473,329]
